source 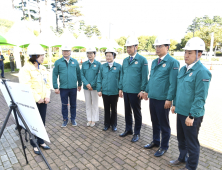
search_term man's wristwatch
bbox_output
[189,113,194,119]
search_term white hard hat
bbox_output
[86,46,96,52]
[61,44,72,51]
[153,37,171,46]
[28,43,45,55]
[183,37,205,51]
[125,36,139,46]
[105,47,116,54]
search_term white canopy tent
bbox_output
[5,21,37,69]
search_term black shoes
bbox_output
[144,142,159,149]
[131,134,140,142]
[169,160,185,166]
[154,148,167,157]
[33,148,40,155]
[103,126,110,131]
[1,76,5,78]
[39,144,50,150]
[119,130,133,137]
[112,126,117,132]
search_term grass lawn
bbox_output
[4,69,20,73]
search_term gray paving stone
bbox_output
[9,157,18,165]
[3,160,11,169]
[1,155,9,162]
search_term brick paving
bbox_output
[0,65,222,170]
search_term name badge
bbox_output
[135,61,138,64]
[162,64,166,67]
[189,72,193,76]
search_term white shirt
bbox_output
[159,54,167,60]
[186,61,198,71]
[108,62,114,68]
[89,60,94,64]
[130,52,137,60]
[64,57,70,63]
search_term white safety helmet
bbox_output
[86,46,96,53]
[61,44,72,51]
[125,36,139,46]
[153,37,171,46]
[183,37,205,51]
[27,43,45,55]
[105,47,116,58]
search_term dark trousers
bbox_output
[30,103,47,147]
[123,92,142,135]
[149,98,171,150]
[60,88,77,121]
[102,94,118,127]
[0,64,4,77]
[10,62,14,71]
[177,114,203,170]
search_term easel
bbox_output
[0,79,52,170]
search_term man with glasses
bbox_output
[53,44,82,127]
[81,46,101,127]
[144,37,180,157]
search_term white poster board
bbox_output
[0,80,50,143]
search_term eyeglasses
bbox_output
[154,45,164,49]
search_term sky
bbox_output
[0,0,222,42]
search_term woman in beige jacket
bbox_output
[19,43,51,155]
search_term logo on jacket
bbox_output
[72,62,74,64]
[114,67,116,70]
[162,63,166,67]
[94,65,96,67]
[189,72,193,76]
[135,61,138,64]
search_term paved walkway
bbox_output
[0,65,222,170]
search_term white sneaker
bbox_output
[90,122,95,127]
[87,122,91,126]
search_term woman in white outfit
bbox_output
[80,47,101,127]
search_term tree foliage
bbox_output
[187,15,222,33]
[15,1,39,21]
[78,20,101,38]
[0,18,14,34]
[51,0,82,29]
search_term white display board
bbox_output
[0,80,50,143]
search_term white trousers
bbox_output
[84,89,99,121]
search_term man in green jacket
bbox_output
[53,44,82,127]
[119,36,148,142]
[144,37,180,157]
[169,37,211,170]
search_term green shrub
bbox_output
[4,62,11,69]
[211,57,219,61]
[216,51,222,56]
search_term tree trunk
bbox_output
[37,0,41,33]
[62,10,65,28]
[21,0,25,19]
[55,0,59,32]
[12,0,14,9]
